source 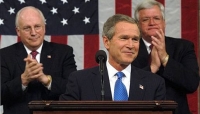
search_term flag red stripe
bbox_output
[51,36,68,44]
[181,1,198,114]
[17,36,21,42]
[181,1,198,55]
[84,34,99,68]
[157,0,165,5]
[115,0,132,16]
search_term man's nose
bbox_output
[30,27,36,35]
[127,39,134,47]
[149,18,156,25]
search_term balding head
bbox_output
[15,6,45,27]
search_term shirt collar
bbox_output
[142,38,152,53]
[142,38,151,48]
[106,60,131,78]
[24,43,43,54]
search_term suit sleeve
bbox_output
[59,71,80,100]
[47,46,77,99]
[154,77,166,100]
[163,41,199,93]
[1,50,25,105]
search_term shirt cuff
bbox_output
[22,84,27,91]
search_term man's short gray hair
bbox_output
[102,14,138,40]
[134,0,165,22]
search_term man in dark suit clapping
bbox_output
[1,6,77,114]
[131,0,199,114]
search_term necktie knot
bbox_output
[31,51,38,59]
[116,72,124,79]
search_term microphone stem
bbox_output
[101,73,104,101]
[99,59,105,101]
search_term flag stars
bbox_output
[0,18,4,25]
[83,17,90,24]
[51,7,58,15]
[61,0,68,4]
[61,18,68,26]
[39,0,46,4]
[18,0,25,4]
[0,0,4,4]
[8,7,15,15]
[72,7,80,14]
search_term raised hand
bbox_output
[151,29,168,67]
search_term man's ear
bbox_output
[16,27,20,37]
[103,36,110,49]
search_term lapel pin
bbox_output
[139,84,144,90]
[47,55,51,58]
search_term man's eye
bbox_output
[35,25,41,28]
[23,27,30,31]
[35,25,42,30]
[142,18,149,22]
[155,17,161,20]
[121,37,128,40]
[132,37,139,42]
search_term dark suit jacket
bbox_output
[59,65,166,101]
[132,36,199,114]
[1,41,77,114]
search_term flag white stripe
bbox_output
[165,0,181,38]
[98,0,115,52]
[0,35,18,49]
[68,35,84,70]
[44,35,51,42]
[132,0,142,17]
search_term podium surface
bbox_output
[29,101,177,114]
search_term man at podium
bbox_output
[60,14,166,101]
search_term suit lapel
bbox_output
[91,69,101,100]
[132,39,149,68]
[40,41,54,73]
[103,68,112,100]
[15,42,28,72]
[91,66,112,101]
[129,66,146,100]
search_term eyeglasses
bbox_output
[18,25,43,32]
[140,16,163,24]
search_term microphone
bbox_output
[95,50,107,101]
[95,50,107,75]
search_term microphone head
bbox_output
[95,50,107,63]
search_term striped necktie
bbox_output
[31,51,38,60]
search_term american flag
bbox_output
[0,0,199,113]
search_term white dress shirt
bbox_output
[106,60,131,100]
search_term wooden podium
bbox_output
[28,101,177,114]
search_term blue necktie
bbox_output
[114,72,128,101]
